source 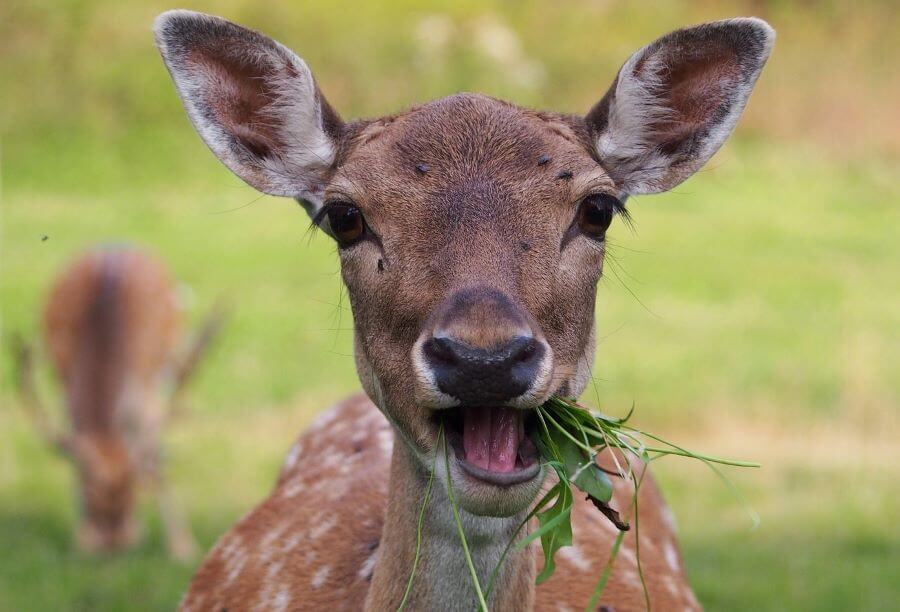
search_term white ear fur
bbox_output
[589,18,775,195]
[154,10,340,209]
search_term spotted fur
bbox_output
[182,395,699,611]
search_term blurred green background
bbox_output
[1,0,898,610]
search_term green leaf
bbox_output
[573,463,614,505]
[534,482,573,584]
[542,414,614,504]
[524,396,758,599]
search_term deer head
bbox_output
[156,11,773,518]
[71,434,138,552]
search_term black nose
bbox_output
[422,335,545,405]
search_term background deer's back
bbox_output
[43,247,179,438]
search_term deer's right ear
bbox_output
[154,11,342,210]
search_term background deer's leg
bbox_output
[10,334,72,454]
[147,460,197,562]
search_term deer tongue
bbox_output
[462,406,522,473]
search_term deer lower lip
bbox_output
[442,406,540,485]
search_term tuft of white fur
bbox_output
[596,48,676,194]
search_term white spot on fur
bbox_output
[661,504,679,533]
[558,544,592,572]
[282,478,306,498]
[225,553,248,585]
[271,587,291,612]
[663,576,681,598]
[217,536,249,585]
[282,441,303,471]
[620,568,642,588]
[321,452,342,470]
[256,559,286,609]
[311,565,331,589]
[310,407,341,432]
[617,543,638,568]
[664,540,680,572]
[281,532,303,553]
[309,515,338,540]
[358,548,379,580]
[327,479,350,501]
[258,523,290,562]
[376,427,394,455]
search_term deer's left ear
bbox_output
[586,18,774,195]
[154,10,343,210]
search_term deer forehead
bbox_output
[332,93,614,220]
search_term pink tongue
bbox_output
[462,407,523,473]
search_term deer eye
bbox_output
[324,202,365,246]
[577,194,620,240]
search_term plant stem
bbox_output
[641,446,760,467]
[630,467,651,611]
[584,529,625,611]
[540,408,596,454]
[443,432,489,611]
[396,424,440,611]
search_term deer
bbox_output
[12,245,224,560]
[155,10,773,610]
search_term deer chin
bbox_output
[434,406,545,517]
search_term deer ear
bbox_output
[586,18,774,195]
[154,10,342,210]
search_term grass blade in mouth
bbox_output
[531,396,759,592]
[420,397,756,609]
[444,428,490,611]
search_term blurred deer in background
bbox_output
[12,246,224,560]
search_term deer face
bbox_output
[156,11,773,516]
[72,436,137,552]
[330,97,615,514]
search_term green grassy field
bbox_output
[2,1,898,610]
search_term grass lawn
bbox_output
[2,1,898,610]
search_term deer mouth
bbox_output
[440,406,541,486]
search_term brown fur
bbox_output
[156,12,773,610]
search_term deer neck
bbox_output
[365,438,536,611]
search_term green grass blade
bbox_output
[396,424,440,611]
[584,529,625,611]
[443,431,489,611]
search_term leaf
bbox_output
[542,417,614,504]
[525,396,758,601]
[573,462,614,505]
[534,482,573,584]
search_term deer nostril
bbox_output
[422,336,458,366]
[514,339,538,363]
[421,335,545,404]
